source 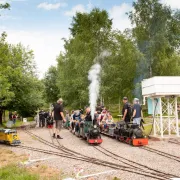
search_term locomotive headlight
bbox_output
[94,125,97,128]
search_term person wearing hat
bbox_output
[122,97,131,123]
[132,98,143,126]
[52,98,66,139]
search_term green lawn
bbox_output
[143,124,153,136]
[0,164,39,180]
[1,117,34,128]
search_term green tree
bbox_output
[53,8,143,107]
[129,0,180,77]
[43,66,59,104]
[0,34,44,124]
[56,8,113,108]
[101,31,141,103]
[0,2,10,10]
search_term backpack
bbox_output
[127,103,133,118]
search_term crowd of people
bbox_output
[38,96,144,139]
[38,110,52,128]
[122,97,143,126]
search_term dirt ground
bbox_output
[1,128,180,180]
[0,147,61,180]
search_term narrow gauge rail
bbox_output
[16,145,124,170]
[93,146,176,179]
[101,131,180,164]
[16,144,170,180]
[168,140,180,146]
[22,130,176,180]
[140,146,180,163]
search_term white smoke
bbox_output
[88,63,101,119]
[88,51,111,119]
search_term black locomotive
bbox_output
[101,121,148,146]
[71,111,102,144]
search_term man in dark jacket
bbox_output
[39,110,45,127]
[52,98,66,139]
[122,97,131,123]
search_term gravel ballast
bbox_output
[4,128,180,180]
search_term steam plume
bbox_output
[88,51,111,119]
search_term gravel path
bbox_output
[4,128,180,180]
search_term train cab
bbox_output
[0,129,21,145]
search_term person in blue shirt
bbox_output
[132,98,143,126]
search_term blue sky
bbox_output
[0,0,178,78]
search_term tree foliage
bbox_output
[51,8,141,108]
[0,33,44,124]
[44,3,180,108]
[129,0,180,77]
[43,66,59,103]
[0,2,10,10]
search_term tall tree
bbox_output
[53,8,143,107]
[44,66,59,104]
[129,0,180,77]
[101,31,141,103]
[57,8,113,108]
[0,34,44,124]
[128,0,180,99]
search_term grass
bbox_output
[27,117,34,122]
[1,117,35,128]
[143,124,153,136]
[0,148,27,168]
[0,148,61,180]
[0,164,39,180]
[0,163,61,180]
[2,120,23,128]
[113,177,121,180]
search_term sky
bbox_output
[0,0,179,78]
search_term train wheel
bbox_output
[6,141,10,145]
[87,134,90,143]
[129,139,133,145]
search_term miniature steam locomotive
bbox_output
[71,111,102,144]
[0,129,21,145]
[101,121,148,146]
[79,120,102,144]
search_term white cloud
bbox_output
[65,4,86,16]
[87,0,93,10]
[1,29,69,78]
[0,0,8,3]
[0,14,21,20]
[37,2,67,11]
[161,0,180,9]
[109,3,133,31]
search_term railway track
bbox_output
[140,146,180,163]
[22,129,175,180]
[168,140,180,146]
[94,146,177,179]
[16,145,123,170]
[25,130,132,168]
[101,132,180,164]
[100,133,180,177]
